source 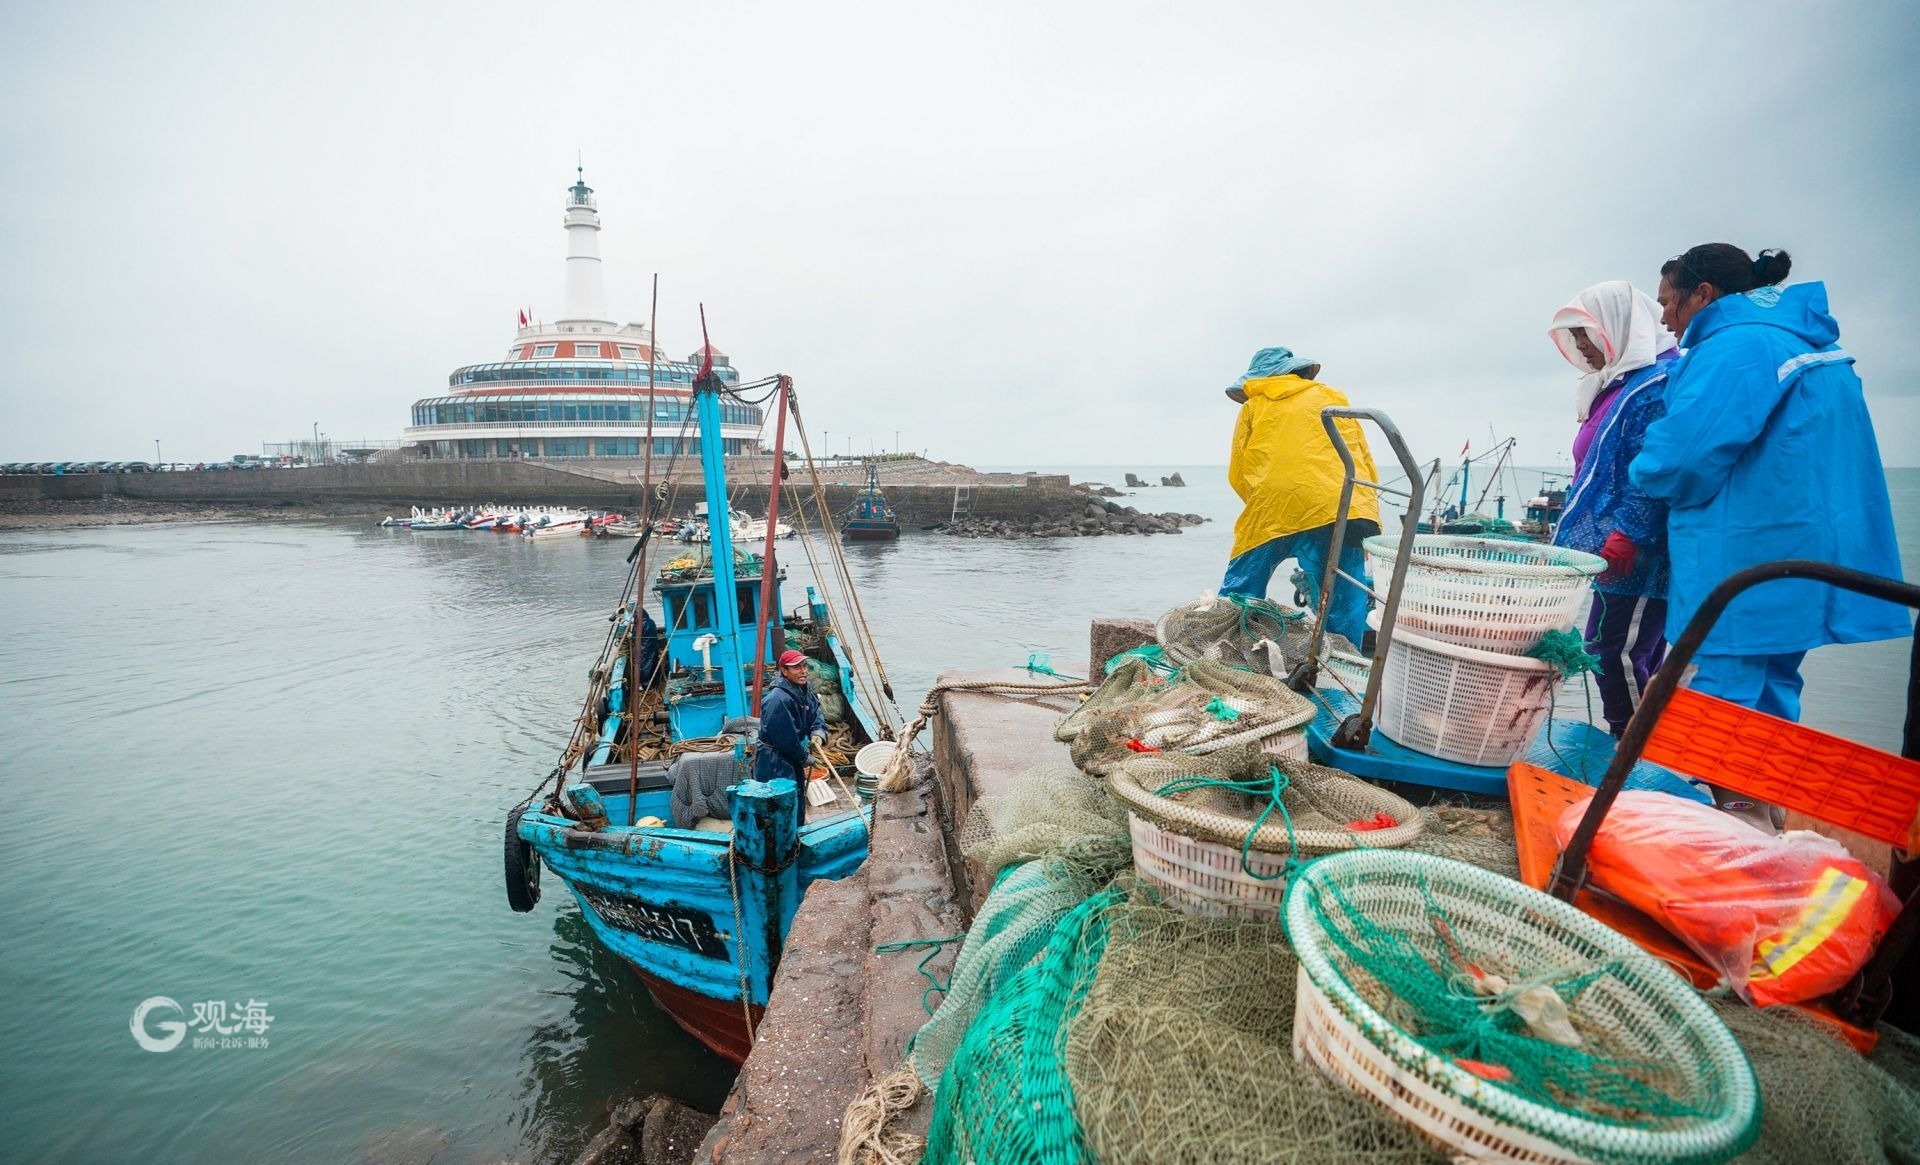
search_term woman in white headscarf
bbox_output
[1547,281,1679,736]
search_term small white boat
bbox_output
[524,516,588,539]
[686,508,794,543]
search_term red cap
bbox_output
[778,650,807,667]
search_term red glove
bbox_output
[1599,531,1637,580]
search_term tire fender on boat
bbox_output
[505,804,541,912]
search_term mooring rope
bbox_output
[878,675,1095,793]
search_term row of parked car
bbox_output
[3,458,316,474]
[3,461,157,474]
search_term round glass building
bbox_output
[404,170,761,459]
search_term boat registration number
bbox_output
[579,887,728,959]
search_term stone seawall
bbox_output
[0,463,1091,527]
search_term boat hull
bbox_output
[841,522,900,541]
[630,963,761,1065]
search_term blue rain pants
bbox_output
[1221,523,1372,647]
[1689,651,1809,723]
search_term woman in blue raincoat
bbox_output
[1631,244,1908,723]
[1548,281,1678,737]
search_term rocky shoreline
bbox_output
[938,495,1205,539]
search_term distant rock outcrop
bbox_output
[1161,472,1186,487]
[940,497,1206,541]
[1123,472,1149,488]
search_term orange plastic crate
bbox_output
[1642,687,1920,850]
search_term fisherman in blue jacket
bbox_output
[755,649,827,814]
[1548,280,1679,737]
[1632,244,1909,725]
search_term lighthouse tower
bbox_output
[559,165,610,324]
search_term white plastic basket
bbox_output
[1319,647,1372,697]
[1285,850,1761,1164]
[1258,726,1310,764]
[1373,614,1554,767]
[1114,759,1425,922]
[1365,534,1602,654]
[1128,813,1294,921]
[1293,966,1595,1163]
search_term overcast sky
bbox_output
[3,1,1916,468]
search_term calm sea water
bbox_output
[0,466,1912,1162]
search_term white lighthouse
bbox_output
[560,165,610,325]
[402,171,758,462]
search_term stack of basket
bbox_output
[1363,535,1605,767]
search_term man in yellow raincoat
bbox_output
[1222,347,1380,648]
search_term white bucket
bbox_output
[853,741,897,799]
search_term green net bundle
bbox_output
[1401,802,1523,879]
[1156,594,1318,673]
[909,860,1106,1093]
[1065,888,1442,1165]
[922,887,1119,1165]
[1066,660,1313,776]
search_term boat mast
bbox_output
[693,306,750,721]
[748,377,792,716]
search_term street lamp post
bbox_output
[154,439,161,466]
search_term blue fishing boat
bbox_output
[840,460,901,541]
[505,365,891,1064]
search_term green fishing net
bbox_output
[922,887,1118,1165]
[1298,869,1736,1129]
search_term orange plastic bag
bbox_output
[1555,791,1900,1007]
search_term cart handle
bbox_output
[1304,407,1431,750]
[1548,560,1920,901]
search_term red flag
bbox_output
[1460,439,1471,456]
[518,308,529,328]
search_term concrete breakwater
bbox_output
[0,459,1109,529]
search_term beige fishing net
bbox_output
[1065,659,1314,776]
